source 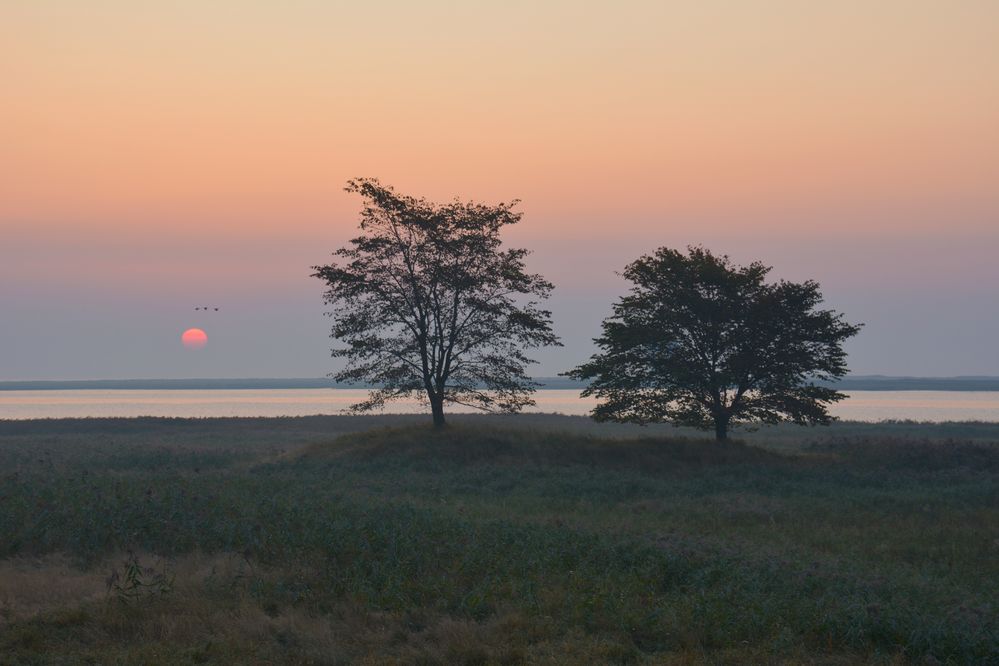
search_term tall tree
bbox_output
[567,246,861,440]
[312,178,560,427]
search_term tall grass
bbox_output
[1,416,997,663]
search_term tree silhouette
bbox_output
[567,246,861,440]
[312,179,560,427]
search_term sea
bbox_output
[1,389,998,422]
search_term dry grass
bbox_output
[0,555,106,624]
[2,553,374,662]
[1,558,879,666]
[0,554,657,664]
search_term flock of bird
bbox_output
[194,307,220,311]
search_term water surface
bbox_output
[1,389,997,422]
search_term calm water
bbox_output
[1,389,998,422]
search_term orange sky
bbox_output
[2,1,998,378]
[4,1,998,228]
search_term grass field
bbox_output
[1,415,997,664]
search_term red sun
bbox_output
[181,328,208,350]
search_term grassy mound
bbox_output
[295,424,784,471]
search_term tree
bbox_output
[567,246,861,440]
[312,178,560,427]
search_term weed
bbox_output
[106,551,174,605]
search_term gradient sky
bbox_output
[2,1,998,380]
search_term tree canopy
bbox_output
[312,178,560,427]
[567,246,862,440]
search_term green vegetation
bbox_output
[312,178,560,427]
[568,246,861,440]
[1,416,997,664]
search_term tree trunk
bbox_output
[714,417,728,441]
[430,395,446,428]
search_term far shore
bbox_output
[4,375,999,391]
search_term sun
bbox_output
[181,328,208,350]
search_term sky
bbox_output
[2,1,998,380]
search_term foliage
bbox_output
[1,416,998,663]
[568,246,862,439]
[312,178,560,426]
[106,551,174,604]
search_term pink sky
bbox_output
[2,1,997,379]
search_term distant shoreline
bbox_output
[3,376,999,391]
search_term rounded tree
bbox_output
[312,178,560,427]
[567,246,862,440]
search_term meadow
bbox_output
[1,415,997,664]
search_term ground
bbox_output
[1,415,997,664]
